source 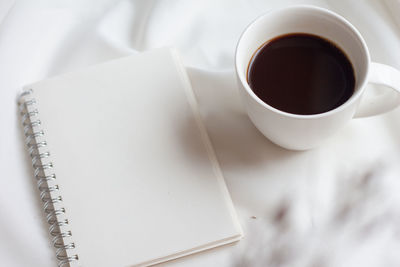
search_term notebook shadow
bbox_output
[180,68,299,175]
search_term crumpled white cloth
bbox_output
[1,0,400,267]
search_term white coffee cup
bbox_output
[235,5,400,150]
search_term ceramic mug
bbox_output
[235,5,400,150]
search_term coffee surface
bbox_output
[247,33,355,115]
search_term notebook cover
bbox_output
[22,48,242,266]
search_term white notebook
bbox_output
[18,48,242,267]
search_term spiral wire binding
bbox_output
[18,89,78,267]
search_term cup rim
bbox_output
[235,5,371,119]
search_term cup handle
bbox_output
[354,62,400,118]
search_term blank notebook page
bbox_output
[27,48,242,266]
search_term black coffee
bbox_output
[247,33,355,115]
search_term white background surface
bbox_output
[1,0,400,266]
